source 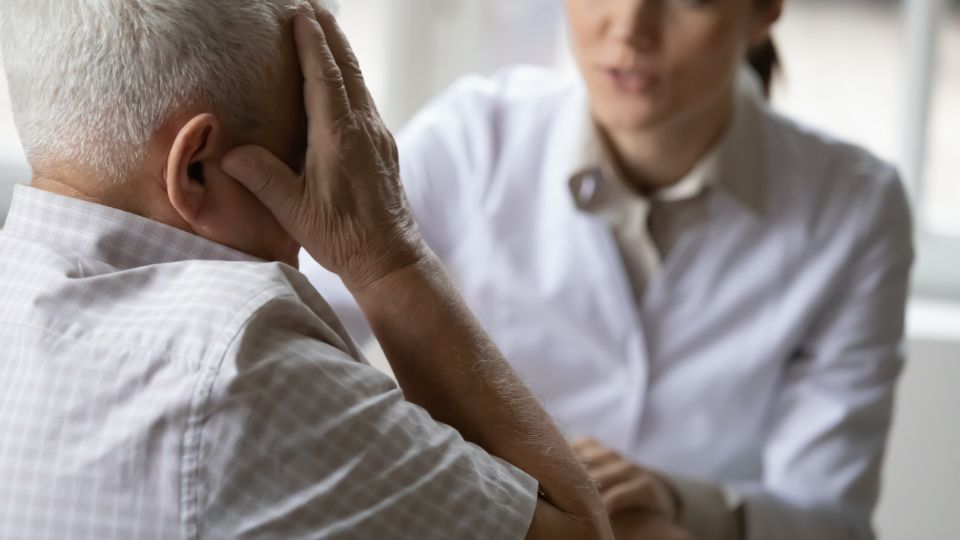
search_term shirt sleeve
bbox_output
[296,256,375,346]
[741,167,914,540]
[191,293,539,540]
[665,473,743,540]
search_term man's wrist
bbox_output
[337,236,431,295]
[346,247,448,313]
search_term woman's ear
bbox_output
[165,114,221,226]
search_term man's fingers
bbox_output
[314,8,375,113]
[294,11,352,133]
[222,145,300,221]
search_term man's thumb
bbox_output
[221,145,298,215]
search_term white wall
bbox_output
[0,57,29,225]
[0,146,28,225]
[876,335,960,539]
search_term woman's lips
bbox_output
[605,67,660,93]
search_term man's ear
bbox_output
[165,114,221,226]
[749,0,784,47]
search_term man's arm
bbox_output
[222,7,611,539]
[198,294,540,540]
[352,253,609,539]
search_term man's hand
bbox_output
[573,437,680,521]
[221,8,615,539]
[222,7,424,291]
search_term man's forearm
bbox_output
[349,252,606,533]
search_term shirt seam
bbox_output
[179,285,299,540]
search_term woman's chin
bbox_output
[589,90,670,132]
[594,105,667,133]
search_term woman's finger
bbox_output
[573,439,622,468]
[601,475,663,517]
[589,458,637,491]
[571,437,600,452]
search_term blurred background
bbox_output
[0,0,957,537]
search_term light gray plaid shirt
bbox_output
[0,185,537,540]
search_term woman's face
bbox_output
[566,0,779,133]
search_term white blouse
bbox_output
[303,66,914,540]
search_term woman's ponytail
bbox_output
[747,37,779,99]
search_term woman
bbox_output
[304,1,913,538]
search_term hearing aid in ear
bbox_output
[187,162,205,186]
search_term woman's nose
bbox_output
[608,0,661,51]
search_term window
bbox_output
[920,1,960,236]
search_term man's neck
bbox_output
[31,175,106,205]
[31,171,189,233]
[601,89,734,194]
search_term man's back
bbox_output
[0,186,537,539]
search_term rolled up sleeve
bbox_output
[191,295,539,540]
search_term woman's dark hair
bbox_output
[748,0,780,99]
[747,38,779,99]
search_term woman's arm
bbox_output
[742,166,913,540]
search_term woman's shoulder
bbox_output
[757,106,911,239]
[760,106,900,193]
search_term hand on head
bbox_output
[221,7,426,291]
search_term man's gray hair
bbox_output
[0,0,337,181]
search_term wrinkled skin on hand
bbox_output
[222,7,425,291]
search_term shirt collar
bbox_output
[3,184,261,269]
[566,65,766,216]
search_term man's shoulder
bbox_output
[0,244,343,367]
[114,258,361,371]
[140,259,343,356]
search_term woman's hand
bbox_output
[573,437,680,521]
[222,7,425,291]
[609,510,692,540]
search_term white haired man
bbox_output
[0,2,664,538]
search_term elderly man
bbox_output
[0,2,659,538]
